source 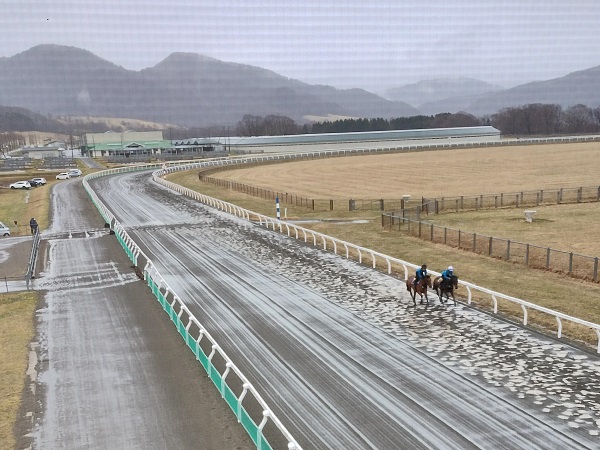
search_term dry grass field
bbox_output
[218,142,600,198]
[166,141,600,347]
[0,176,50,446]
[0,179,52,236]
[0,292,36,449]
[426,202,600,256]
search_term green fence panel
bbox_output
[177,318,187,339]
[240,407,260,445]
[186,334,197,352]
[209,363,222,388]
[197,347,209,371]
[223,383,239,414]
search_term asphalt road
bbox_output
[89,170,600,449]
[26,177,253,449]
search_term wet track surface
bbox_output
[91,171,600,449]
[29,178,253,449]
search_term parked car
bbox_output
[9,180,31,189]
[28,179,42,187]
[0,221,10,236]
[31,177,47,185]
[68,169,82,177]
[56,172,71,180]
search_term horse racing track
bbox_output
[90,168,600,448]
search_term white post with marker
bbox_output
[276,196,281,220]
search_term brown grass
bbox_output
[0,292,37,448]
[216,142,600,199]
[0,182,52,236]
[426,202,600,256]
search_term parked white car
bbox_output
[0,221,10,236]
[56,172,71,180]
[31,177,47,185]
[9,180,31,189]
[68,169,82,177]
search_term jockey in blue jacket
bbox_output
[414,264,427,287]
[441,266,454,286]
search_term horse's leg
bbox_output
[409,286,416,306]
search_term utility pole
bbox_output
[69,131,74,159]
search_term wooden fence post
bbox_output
[489,236,493,255]
[546,247,551,269]
[506,240,511,260]
[525,244,530,266]
[472,233,476,252]
[569,252,573,274]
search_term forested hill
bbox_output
[0,44,418,127]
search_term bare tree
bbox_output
[262,115,300,136]
[562,104,597,134]
[235,114,265,136]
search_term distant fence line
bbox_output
[396,185,600,222]
[199,174,405,212]
[199,168,600,216]
[382,214,599,283]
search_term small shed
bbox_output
[20,145,65,159]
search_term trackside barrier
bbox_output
[152,162,600,353]
[82,166,303,450]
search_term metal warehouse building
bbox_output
[225,126,501,153]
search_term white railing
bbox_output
[83,167,303,450]
[152,164,600,353]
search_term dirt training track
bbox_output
[85,169,600,449]
[22,177,252,449]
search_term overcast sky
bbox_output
[2,0,600,93]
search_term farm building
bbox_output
[226,126,501,153]
[20,143,65,159]
[83,131,173,158]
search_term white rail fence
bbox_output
[83,168,303,450]
[155,157,600,353]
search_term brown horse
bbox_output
[406,274,432,306]
[433,275,459,305]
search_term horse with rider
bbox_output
[406,264,433,306]
[432,265,459,305]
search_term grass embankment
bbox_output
[0,172,51,445]
[167,168,600,346]
[0,292,37,448]
[0,180,54,236]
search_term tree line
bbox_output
[4,103,600,140]
[231,104,600,137]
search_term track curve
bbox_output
[91,170,600,449]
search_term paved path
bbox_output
[22,178,252,449]
[90,170,600,449]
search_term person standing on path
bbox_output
[30,217,38,234]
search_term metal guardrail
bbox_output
[25,228,41,289]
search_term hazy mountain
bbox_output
[464,66,600,116]
[384,78,502,113]
[0,45,418,127]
